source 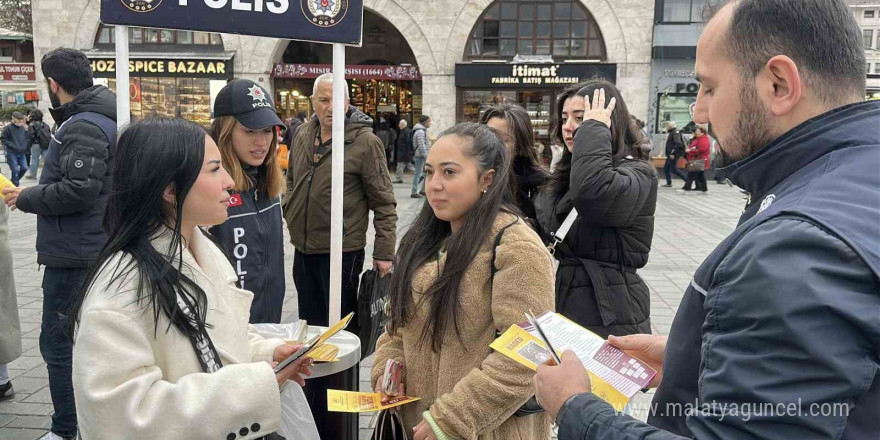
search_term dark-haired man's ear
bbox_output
[46,78,59,95]
[480,169,496,193]
[760,55,803,117]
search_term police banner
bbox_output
[101,0,364,45]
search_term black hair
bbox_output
[704,0,865,106]
[41,48,94,97]
[387,122,518,352]
[69,118,216,342]
[546,80,647,196]
[28,109,43,121]
[296,111,307,120]
[479,103,548,197]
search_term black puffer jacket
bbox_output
[535,120,657,339]
[16,86,117,268]
[512,155,547,222]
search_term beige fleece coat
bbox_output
[72,227,286,440]
[372,212,555,440]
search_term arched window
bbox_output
[95,24,223,48]
[466,0,606,60]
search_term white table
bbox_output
[304,326,361,378]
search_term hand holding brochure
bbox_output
[491,311,656,410]
[274,312,354,373]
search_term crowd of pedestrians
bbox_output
[0,0,877,439]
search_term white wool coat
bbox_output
[72,227,286,440]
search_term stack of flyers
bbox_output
[491,311,656,410]
[327,390,419,413]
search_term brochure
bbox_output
[491,311,656,410]
[327,390,420,413]
[274,312,353,373]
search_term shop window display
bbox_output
[656,93,697,134]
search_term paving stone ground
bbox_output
[0,160,747,439]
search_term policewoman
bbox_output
[209,80,287,323]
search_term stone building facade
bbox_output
[31,0,654,134]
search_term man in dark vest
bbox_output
[2,48,117,440]
[533,1,880,439]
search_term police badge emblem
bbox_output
[301,0,349,27]
[121,0,163,13]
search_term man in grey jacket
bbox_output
[410,114,431,198]
[534,1,880,439]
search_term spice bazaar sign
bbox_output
[455,63,617,88]
[272,63,421,81]
[0,63,36,82]
[89,58,233,79]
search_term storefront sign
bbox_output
[455,63,617,88]
[0,63,36,82]
[663,69,695,78]
[88,57,233,79]
[272,63,421,81]
[675,82,700,93]
[101,0,364,45]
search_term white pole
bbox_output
[115,25,131,129]
[329,43,345,324]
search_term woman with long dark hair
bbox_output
[69,118,312,439]
[479,103,548,225]
[534,80,658,339]
[372,123,554,440]
[209,79,287,323]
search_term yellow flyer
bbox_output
[0,174,14,201]
[491,312,655,411]
[327,390,420,413]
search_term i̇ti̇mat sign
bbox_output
[101,0,364,45]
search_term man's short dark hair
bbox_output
[705,0,866,106]
[296,111,307,120]
[28,109,43,121]
[41,48,94,97]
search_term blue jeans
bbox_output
[411,156,426,195]
[41,267,86,438]
[28,145,43,178]
[7,152,27,186]
[663,156,686,185]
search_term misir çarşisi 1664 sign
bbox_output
[101,0,364,45]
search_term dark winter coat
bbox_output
[16,86,117,268]
[1,123,28,154]
[534,120,657,339]
[396,127,413,164]
[283,108,397,260]
[555,100,880,440]
[209,168,286,324]
[512,155,547,223]
[28,120,52,151]
[664,128,685,159]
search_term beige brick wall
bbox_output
[31,0,655,130]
